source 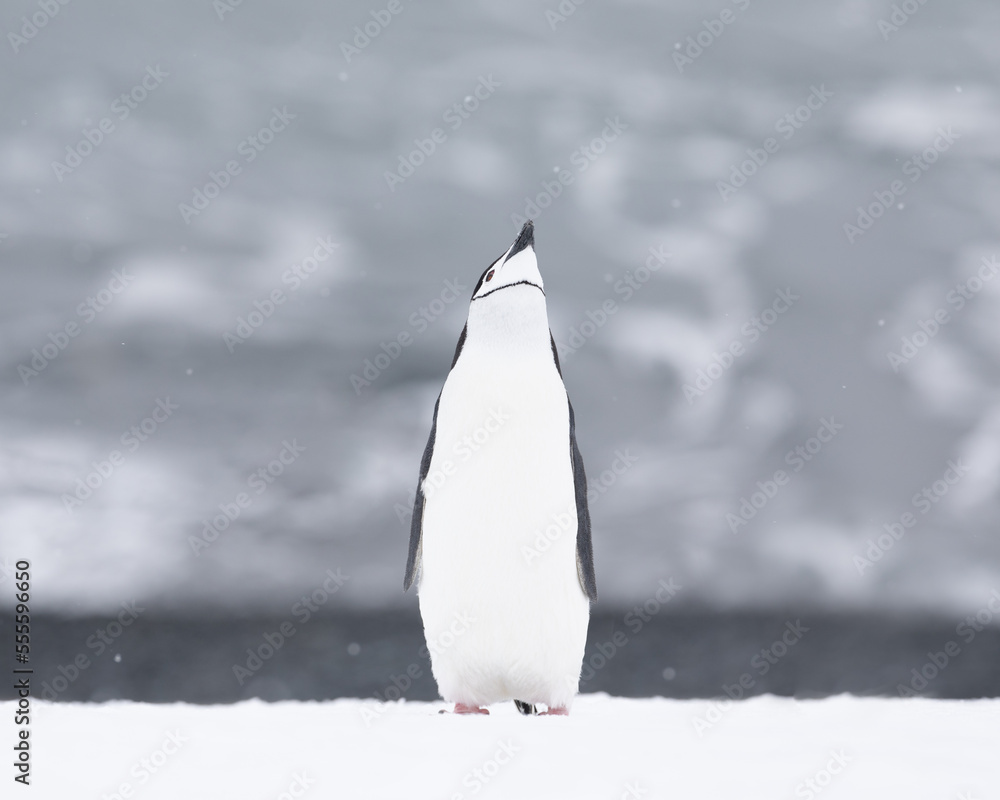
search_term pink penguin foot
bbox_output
[442,703,490,715]
[540,706,569,716]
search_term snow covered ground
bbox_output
[7,694,997,799]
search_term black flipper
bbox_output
[403,394,438,591]
[549,332,563,376]
[403,324,469,591]
[514,700,538,715]
[569,399,598,601]
[549,332,597,601]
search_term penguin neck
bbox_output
[466,289,551,358]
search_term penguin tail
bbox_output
[514,700,538,716]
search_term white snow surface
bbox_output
[6,694,998,799]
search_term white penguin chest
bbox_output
[423,350,573,535]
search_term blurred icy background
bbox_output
[2,0,999,652]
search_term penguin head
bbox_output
[470,221,544,304]
[464,220,550,349]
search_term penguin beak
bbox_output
[506,220,534,261]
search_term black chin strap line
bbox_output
[473,280,545,302]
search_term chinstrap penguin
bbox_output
[405,220,597,716]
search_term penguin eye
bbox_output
[485,270,495,282]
